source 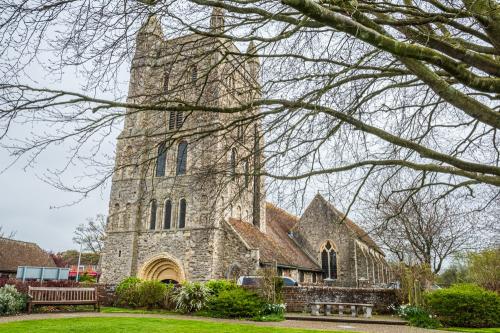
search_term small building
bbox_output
[0,237,56,279]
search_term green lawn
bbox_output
[0,317,355,333]
[440,328,500,333]
[101,306,176,315]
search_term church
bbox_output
[99,10,390,288]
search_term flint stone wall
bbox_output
[283,286,398,314]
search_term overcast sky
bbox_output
[0,146,112,252]
[0,52,121,252]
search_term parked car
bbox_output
[237,275,299,287]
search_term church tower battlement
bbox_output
[100,9,266,284]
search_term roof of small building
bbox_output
[0,237,56,273]
[228,196,384,270]
[228,203,321,271]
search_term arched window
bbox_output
[169,108,184,130]
[299,271,305,283]
[113,203,120,229]
[169,111,176,130]
[244,159,249,188]
[237,125,244,142]
[176,141,188,175]
[321,241,337,279]
[155,142,167,177]
[191,65,197,83]
[230,148,236,180]
[124,203,131,229]
[149,200,157,230]
[175,111,184,129]
[164,200,172,229]
[178,199,186,228]
[164,65,171,93]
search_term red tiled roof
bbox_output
[0,238,56,273]
[228,203,321,271]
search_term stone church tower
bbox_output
[100,9,266,284]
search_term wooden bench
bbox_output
[310,302,373,318]
[28,286,100,313]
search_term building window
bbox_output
[299,271,304,283]
[113,203,120,229]
[321,241,337,279]
[164,200,172,229]
[169,110,184,130]
[312,273,317,283]
[230,148,236,180]
[237,125,244,142]
[176,141,188,175]
[169,111,176,130]
[191,65,197,83]
[164,65,170,93]
[178,199,186,228]
[176,111,184,129]
[244,159,249,188]
[155,142,167,177]
[149,200,157,230]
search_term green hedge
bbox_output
[206,288,265,318]
[205,279,238,297]
[115,277,170,309]
[425,284,500,328]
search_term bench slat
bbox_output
[28,286,99,313]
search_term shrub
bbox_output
[115,277,142,308]
[395,304,441,329]
[205,280,237,297]
[173,282,210,313]
[206,288,265,318]
[424,284,500,328]
[0,285,26,316]
[163,283,176,310]
[261,303,286,316]
[467,249,500,292]
[78,273,96,283]
[138,280,167,309]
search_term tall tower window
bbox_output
[191,65,197,83]
[244,158,249,188]
[178,199,186,228]
[237,125,244,142]
[164,200,172,229]
[176,111,184,129]
[155,142,167,177]
[176,141,188,175]
[169,111,175,130]
[321,241,338,279]
[169,110,184,130]
[230,148,237,180]
[149,200,157,230]
[164,65,171,93]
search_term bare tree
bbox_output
[0,0,498,215]
[73,214,107,255]
[363,186,492,274]
[0,226,16,239]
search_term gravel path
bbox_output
[0,312,460,333]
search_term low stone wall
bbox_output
[283,286,399,314]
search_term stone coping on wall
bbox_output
[282,285,399,314]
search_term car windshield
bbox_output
[282,278,295,286]
[242,277,259,285]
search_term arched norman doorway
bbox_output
[138,253,185,284]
